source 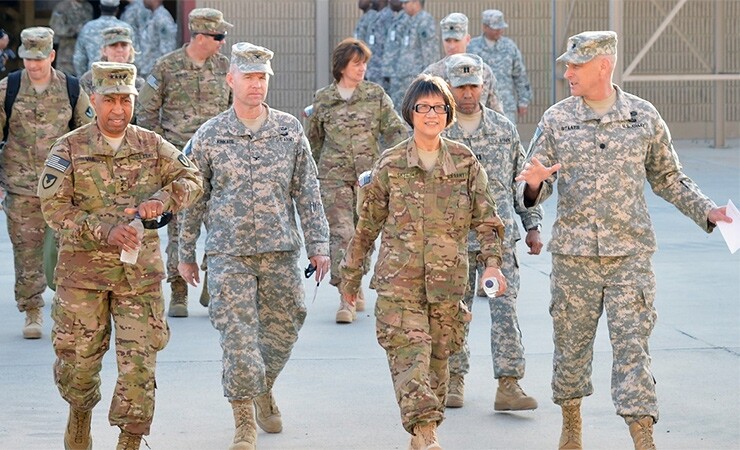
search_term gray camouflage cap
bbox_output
[189,8,233,34]
[231,42,274,75]
[445,53,484,87]
[18,27,54,60]
[102,26,133,47]
[92,62,139,96]
[557,31,618,64]
[440,13,468,40]
[482,10,508,29]
[100,0,120,6]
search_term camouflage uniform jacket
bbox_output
[520,85,716,256]
[136,45,232,149]
[179,105,330,264]
[342,137,504,303]
[307,80,407,181]
[397,10,439,77]
[37,123,203,290]
[137,5,178,76]
[443,105,543,251]
[0,68,93,196]
[354,9,379,43]
[366,6,394,82]
[468,36,532,114]
[423,56,504,114]
[49,0,94,74]
[73,16,135,76]
[381,11,409,79]
[121,0,152,53]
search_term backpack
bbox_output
[2,69,80,144]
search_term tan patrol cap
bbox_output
[189,8,233,34]
[19,27,54,60]
[102,26,133,47]
[230,42,274,75]
[445,53,484,87]
[482,10,508,29]
[557,31,618,64]
[92,62,139,96]
[440,13,468,40]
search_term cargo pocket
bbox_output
[375,297,405,352]
[149,290,170,352]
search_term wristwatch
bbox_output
[527,224,542,232]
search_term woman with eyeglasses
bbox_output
[340,74,507,449]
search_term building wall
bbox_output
[197,0,739,141]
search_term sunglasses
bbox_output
[200,33,226,41]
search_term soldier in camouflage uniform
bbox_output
[341,75,506,450]
[79,27,144,96]
[380,0,408,106]
[178,42,330,450]
[73,0,134,76]
[137,8,233,317]
[353,0,377,44]
[135,0,177,77]
[306,38,406,324]
[38,61,202,450]
[423,13,503,114]
[468,10,532,124]
[365,0,393,88]
[516,31,731,450]
[121,0,152,58]
[49,0,93,75]
[0,27,93,340]
[441,54,543,413]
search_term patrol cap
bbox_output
[557,31,618,64]
[92,62,139,96]
[189,8,234,34]
[440,13,468,40]
[102,26,133,47]
[482,9,508,29]
[230,42,274,75]
[18,27,54,60]
[445,53,484,87]
[100,0,120,6]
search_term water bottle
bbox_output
[482,277,500,298]
[120,218,144,264]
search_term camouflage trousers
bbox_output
[165,214,182,283]
[449,248,526,379]
[550,253,658,422]
[208,251,307,400]
[2,193,47,311]
[375,294,468,434]
[51,282,169,435]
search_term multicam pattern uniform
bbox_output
[79,69,145,97]
[179,106,329,400]
[468,36,532,124]
[38,123,202,435]
[423,56,504,114]
[306,80,406,287]
[73,16,134,76]
[365,5,394,88]
[49,0,94,75]
[341,138,504,433]
[137,45,232,283]
[136,5,177,76]
[442,106,543,379]
[521,85,717,421]
[0,68,92,312]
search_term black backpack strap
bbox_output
[65,73,80,130]
[2,70,22,143]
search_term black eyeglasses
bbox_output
[414,104,449,114]
[199,33,226,41]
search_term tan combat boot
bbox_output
[23,308,43,339]
[559,401,583,450]
[168,278,189,317]
[64,407,92,450]
[446,375,465,408]
[409,422,442,450]
[355,288,366,312]
[116,430,142,450]
[494,377,538,411]
[628,416,657,450]
[335,294,356,323]
[230,399,257,450]
[254,390,282,433]
[199,271,210,307]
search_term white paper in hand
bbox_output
[716,199,740,254]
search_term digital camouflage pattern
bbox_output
[365,5,394,87]
[306,79,406,286]
[341,137,504,432]
[354,9,378,44]
[136,5,177,76]
[381,10,409,108]
[49,0,94,75]
[468,36,532,123]
[179,105,329,399]
[121,0,151,51]
[424,55,504,114]
[73,16,134,76]
[443,106,543,378]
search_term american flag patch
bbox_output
[147,74,159,90]
[45,154,71,172]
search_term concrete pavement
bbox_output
[0,140,738,449]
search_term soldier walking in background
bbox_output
[73,0,133,76]
[0,27,93,339]
[364,0,392,88]
[137,8,233,317]
[135,0,177,77]
[468,9,532,124]
[442,53,542,412]
[79,26,144,96]
[178,43,330,450]
[121,0,152,62]
[353,0,378,44]
[49,0,93,75]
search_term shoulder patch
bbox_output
[146,74,160,90]
[177,153,191,167]
[41,173,59,190]
[45,154,72,173]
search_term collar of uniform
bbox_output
[225,103,273,137]
[90,123,134,156]
[329,80,371,103]
[575,84,630,123]
[405,138,457,175]
[20,68,65,95]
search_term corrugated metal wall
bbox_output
[197,0,739,140]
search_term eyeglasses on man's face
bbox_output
[413,104,449,114]
[200,33,226,41]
